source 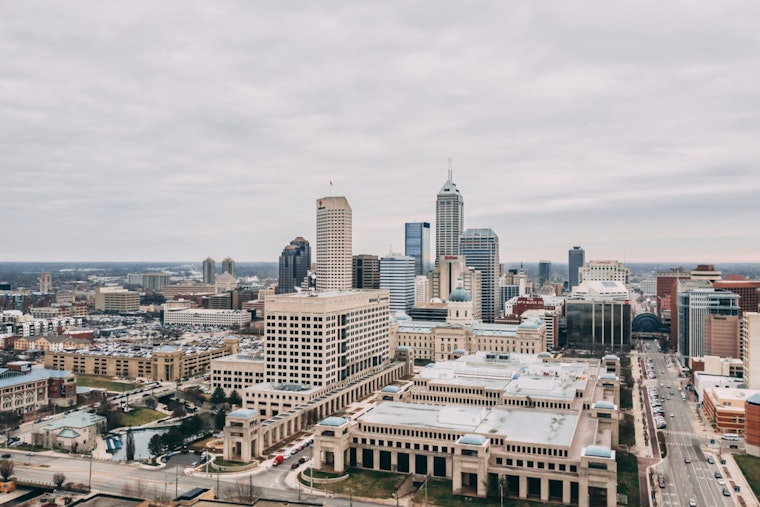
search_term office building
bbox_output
[142,272,171,292]
[714,280,760,315]
[676,284,740,366]
[405,222,431,276]
[460,228,500,323]
[0,362,76,415]
[221,257,236,277]
[94,287,140,313]
[203,257,216,285]
[278,237,311,294]
[656,267,690,318]
[39,272,52,293]
[264,290,390,387]
[163,308,251,327]
[538,260,551,288]
[380,254,415,313]
[316,196,352,291]
[435,168,464,265]
[568,246,584,290]
[352,254,380,290]
[565,281,632,353]
[578,260,630,292]
[210,351,266,396]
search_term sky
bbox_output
[2,2,760,264]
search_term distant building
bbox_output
[538,260,551,288]
[94,287,140,313]
[39,272,52,293]
[714,280,760,315]
[656,267,689,318]
[460,228,500,323]
[405,222,431,276]
[163,309,251,327]
[579,260,630,293]
[221,257,236,277]
[278,237,311,294]
[568,246,585,290]
[316,196,352,291]
[414,275,430,305]
[203,257,216,285]
[429,256,482,322]
[142,272,170,292]
[351,254,380,290]
[676,284,740,366]
[705,314,740,359]
[380,254,415,313]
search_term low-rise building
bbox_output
[0,362,77,415]
[702,387,760,437]
[162,309,251,327]
[210,352,266,396]
[32,411,107,452]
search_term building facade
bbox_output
[0,362,77,415]
[380,254,415,313]
[264,290,390,387]
[578,260,630,292]
[436,169,464,265]
[460,228,500,323]
[142,272,171,292]
[94,287,140,313]
[405,222,431,276]
[538,261,551,289]
[677,286,740,366]
[568,246,585,290]
[221,257,236,277]
[203,257,216,285]
[316,196,352,291]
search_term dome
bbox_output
[458,434,487,445]
[593,401,616,410]
[320,417,348,427]
[228,408,259,419]
[381,385,401,393]
[393,311,412,321]
[449,287,472,302]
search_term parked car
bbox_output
[1,453,10,459]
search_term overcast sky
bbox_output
[3,2,759,264]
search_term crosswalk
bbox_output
[662,430,696,437]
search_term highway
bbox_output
[642,349,735,507]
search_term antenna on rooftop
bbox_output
[448,158,453,180]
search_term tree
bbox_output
[0,460,13,482]
[171,406,186,419]
[214,408,227,431]
[125,430,136,461]
[227,390,242,407]
[179,415,203,437]
[210,386,227,405]
[53,473,66,488]
[160,427,183,451]
[148,434,164,457]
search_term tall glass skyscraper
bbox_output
[405,222,431,276]
[460,228,500,323]
[278,237,311,294]
[436,168,464,265]
[568,246,585,290]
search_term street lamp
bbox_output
[88,454,93,491]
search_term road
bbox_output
[642,349,735,507]
[4,446,387,507]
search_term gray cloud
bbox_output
[2,1,759,263]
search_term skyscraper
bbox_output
[202,257,216,285]
[316,196,352,291]
[352,254,380,289]
[405,222,431,276]
[568,246,584,290]
[221,257,236,277]
[538,261,551,288]
[435,168,464,265]
[380,254,416,313]
[460,228,500,323]
[278,237,311,294]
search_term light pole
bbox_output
[88,454,93,491]
[349,487,353,507]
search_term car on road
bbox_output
[291,462,300,469]
[191,461,199,467]
[714,471,722,479]
[688,499,696,506]
[717,479,725,485]
[707,456,715,464]
[684,457,691,464]
[722,488,731,497]
[670,413,675,418]
[298,456,309,464]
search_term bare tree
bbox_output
[53,473,66,488]
[224,477,258,503]
[0,460,13,482]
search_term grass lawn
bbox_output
[619,412,636,448]
[300,468,404,498]
[734,454,760,500]
[616,451,640,506]
[75,374,139,393]
[120,408,164,426]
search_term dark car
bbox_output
[298,456,309,464]
[1,454,10,459]
[291,463,299,469]
[722,488,731,497]
[684,458,691,464]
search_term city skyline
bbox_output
[3,3,760,264]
